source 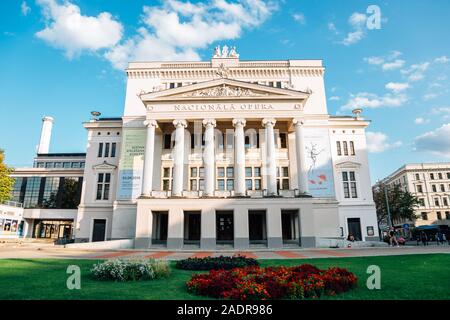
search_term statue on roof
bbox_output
[221,45,229,58]
[213,45,221,58]
[229,46,239,58]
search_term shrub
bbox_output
[91,259,170,281]
[186,264,357,300]
[175,255,259,270]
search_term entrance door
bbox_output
[347,218,362,241]
[216,211,234,242]
[92,219,106,242]
[282,212,294,240]
[185,212,201,242]
[249,211,267,243]
[152,211,168,243]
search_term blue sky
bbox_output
[0,0,449,183]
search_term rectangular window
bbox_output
[443,197,449,206]
[189,166,204,191]
[417,185,423,193]
[96,173,110,200]
[418,198,425,206]
[343,141,348,156]
[217,167,225,178]
[432,185,437,192]
[276,81,282,88]
[438,173,443,180]
[226,167,234,178]
[440,184,445,192]
[111,143,116,157]
[342,171,357,198]
[434,198,440,207]
[430,173,435,180]
[244,136,251,149]
[104,143,110,157]
[217,179,225,191]
[447,173,450,179]
[245,167,262,191]
[279,133,287,148]
[163,134,172,149]
[98,143,103,157]
[446,212,450,220]
[350,141,355,155]
[415,173,420,180]
[336,141,342,156]
[421,212,428,220]
[277,167,290,190]
[245,167,252,177]
[246,179,252,190]
[226,179,234,191]
[162,167,172,191]
[437,212,442,220]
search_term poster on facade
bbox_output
[303,128,335,198]
[117,128,146,200]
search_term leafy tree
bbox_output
[0,149,14,203]
[373,182,420,226]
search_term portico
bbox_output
[132,78,341,250]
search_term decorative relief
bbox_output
[181,84,270,98]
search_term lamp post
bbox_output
[384,183,393,228]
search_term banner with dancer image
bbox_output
[303,128,335,198]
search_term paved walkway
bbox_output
[0,242,449,260]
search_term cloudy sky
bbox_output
[0,0,449,183]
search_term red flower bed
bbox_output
[186,264,357,300]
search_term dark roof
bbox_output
[98,117,122,121]
[36,153,86,158]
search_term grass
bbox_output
[0,254,449,300]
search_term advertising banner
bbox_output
[303,128,335,198]
[117,128,146,200]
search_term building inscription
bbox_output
[174,103,274,112]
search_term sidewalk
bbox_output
[0,242,449,260]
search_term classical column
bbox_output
[293,118,309,194]
[232,118,246,196]
[172,119,187,196]
[203,119,216,196]
[141,119,158,195]
[262,118,277,196]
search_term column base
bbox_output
[300,236,317,248]
[200,238,216,250]
[134,237,151,249]
[268,237,283,249]
[234,238,250,249]
[167,238,183,249]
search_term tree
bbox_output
[0,149,14,203]
[373,181,420,227]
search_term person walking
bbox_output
[420,231,428,246]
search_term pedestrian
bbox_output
[420,231,428,246]
[389,227,399,247]
[438,232,444,245]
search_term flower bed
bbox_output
[91,259,170,281]
[175,255,259,270]
[186,264,357,300]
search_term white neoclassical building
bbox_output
[72,47,379,249]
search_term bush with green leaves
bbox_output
[175,255,259,271]
[91,259,170,281]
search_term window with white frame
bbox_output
[189,166,204,191]
[162,167,172,191]
[217,166,234,191]
[277,166,290,190]
[342,171,358,198]
[336,141,355,156]
[245,167,262,190]
[96,173,110,200]
[97,142,117,157]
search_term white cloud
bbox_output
[401,62,430,82]
[329,96,340,101]
[385,82,409,92]
[342,92,408,110]
[414,124,450,158]
[21,1,31,16]
[35,0,123,58]
[434,55,449,64]
[292,13,305,24]
[366,131,402,153]
[431,107,450,115]
[106,0,275,69]
[342,12,367,45]
[364,51,405,71]
[414,117,429,125]
[382,59,405,71]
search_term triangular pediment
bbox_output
[335,161,362,169]
[139,78,310,102]
[92,161,117,170]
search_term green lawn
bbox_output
[0,254,449,300]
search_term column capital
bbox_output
[292,118,305,126]
[232,118,247,127]
[202,118,217,127]
[173,119,188,128]
[143,119,158,128]
[262,118,276,127]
